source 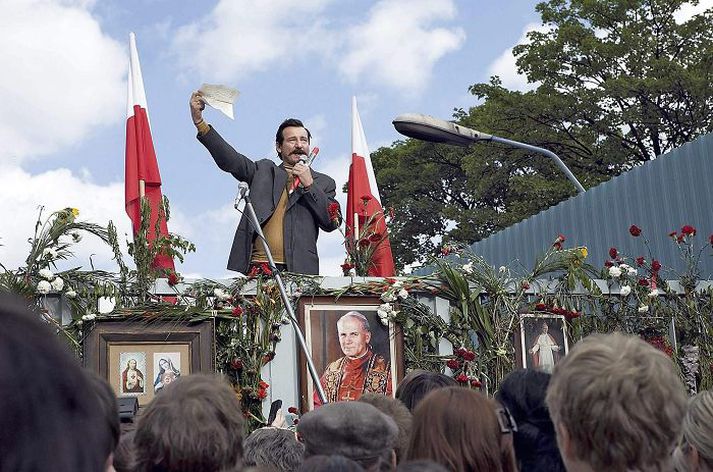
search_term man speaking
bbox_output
[314,311,392,407]
[190,91,341,275]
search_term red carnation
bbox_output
[462,350,476,361]
[636,256,645,267]
[167,271,179,287]
[261,262,273,276]
[677,234,685,243]
[604,260,613,268]
[288,406,299,414]
[257,388,268,400]
[455,347,467,358]
[446,359,461,370]
[327,202,340,222]
[455,373,469,384]
[470,378,482,388]
[521,281,530,290]
[535,303,547,311]
[638,278,650,286]
[231,306,244,317]
[341,262,354,272]
[556,233,566,242]
[440,245,453,256]
[262,352,276,364]
[259,380,269,389]
[609,247,618,259]
[230,358,243,370]
[629,225,642,237]
[651,259,662,272]
[681,225,697,236]
[552,241,563,251]
[669,231,677,239]
[565,310,581,321]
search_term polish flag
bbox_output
[125,32,174,271]
[346,96,395,276]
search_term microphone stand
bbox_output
[239,185,328,405]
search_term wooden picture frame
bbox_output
[515,313,569,373]
[83,319,215,406]
[297,296,404,411]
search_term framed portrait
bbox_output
[84,318,214,406]
[516,313,569,373]
[297,296,404,411]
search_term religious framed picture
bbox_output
[297,296,404,411]
[83,318,215,406]
[516,313,569,373]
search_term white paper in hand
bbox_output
[198,84,240,119]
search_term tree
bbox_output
[373,0,713,272]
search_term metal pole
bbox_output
[241,189,328,405]
[489,135,586,194]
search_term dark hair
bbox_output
[0,293,113,471]
[496,369,566,472]
[297,455,365,472]
[86,370,121,456]
[276,118,311,145]
[244,427,305,472]
[395,370,457,412]
[134,374,244,472]
[114,431,137,472]
[407,387,518,472]
[358,393,412,465]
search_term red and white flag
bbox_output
[125,32,174,271]
[346,96,395,276]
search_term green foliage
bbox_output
[372,0,713,271]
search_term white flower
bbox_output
[627,267,638,276]
[620,263,631,271]
[498,266,507,274]
[462,262,474,274]
[381,291,397,302]
[42,247,57,259]
[620,285,632,297]
[648,289,660,298]
[82,313,97,321]
[39,268,54,280]
[608,266,622,278]
[348,268,356,277]
[392,280,403,289]
[213,288,230,301]
[638,305,649,313]
[36,280,51,294]
[377,303,393,326]
[65,289,77,299]
[397,288,409,300]
[51,277,64,291]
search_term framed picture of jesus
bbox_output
[297,296,404,411]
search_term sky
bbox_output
[1,0,710,279]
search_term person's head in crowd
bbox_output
[244,426,305,472]
[407,386,518,472]
[496,369,565,472]
[297,455,365,472]
[298,401,398,472]
[546,332,687,472]
[395,370,457,412]
[87,371,121,464]
[114,431,137,472]
[358,393,412,466]
[396,460,449,472]
[0,292,114,472]
[134,374,244,472]
[673,390,713,472]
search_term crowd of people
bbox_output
[2,291,712,472]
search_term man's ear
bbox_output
[365,331,372,344]
[688,444,701,470]
[556,421,575,461]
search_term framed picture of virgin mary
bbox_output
[518,313,569,373]
[297,296,404,411]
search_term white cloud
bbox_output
[486,22,548,92]
[0,0,125,163]
[338,0,465,94]
[674,0,713,23]
[173,0,336,81]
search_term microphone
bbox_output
[290,147,319,192]
[234,182,250,209]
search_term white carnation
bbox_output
[82,313,97,321]
[65,289,77,299]
[213,288,230,301]
[381,291,397,302]
[39,268,54,280]
[392,280,403,289]
[627,267,638,276]
[620,285,632,297]
[499,266,507,274]
[397,288,409,300]
[51,277,64,291]
[462,262,474,274]
[36,280,51,294]
[42,247,57,259]
[648,289,660,298]
[638,305,649,313]
[608,266,622,278]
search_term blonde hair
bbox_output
[674,391,713,472]
[546,332,686,472]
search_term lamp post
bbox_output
[392,113,585,194]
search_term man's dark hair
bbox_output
[395,370,457,412]
[276,118,311,145]
[298,455,365,472]
[243,427,305,471]
[87,371,121,457]
[496,369,566,472]
[358,393,412,466]
[0,292,113,472]
[134,374,244,472]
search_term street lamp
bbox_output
[392,113,585,194]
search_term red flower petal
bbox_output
[629,225,642,237]
[609,247,618,259]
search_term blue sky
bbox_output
[2,0,708,278]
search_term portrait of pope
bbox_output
[521,314,568,371]
[313,311,392,407]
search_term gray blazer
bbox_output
[198,126,340,275]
